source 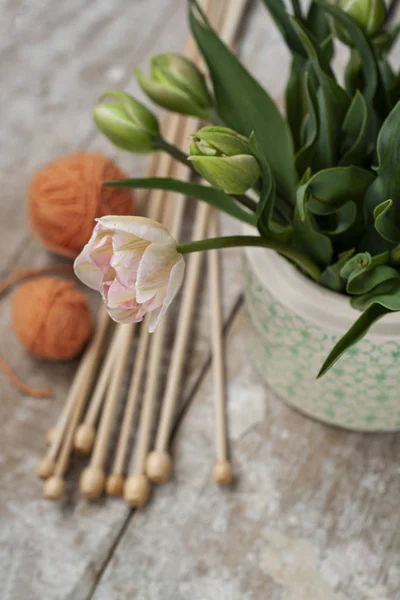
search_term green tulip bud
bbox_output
[135,53,211,118]
[93,90,160,153]
[339,0,386,37]
[189,126,260,194]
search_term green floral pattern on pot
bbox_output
[244,257,400,432]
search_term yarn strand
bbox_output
[0,264,73,299]
[0,355,52,398]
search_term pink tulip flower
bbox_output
[74,216,185,331]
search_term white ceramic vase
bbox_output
[244,243,400,432]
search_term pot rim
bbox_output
[243,226,400,338]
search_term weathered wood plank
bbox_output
[0,2,247,599]
[92,3,400,599]
[2,1,400,599]
[0,2,194,599]
[92,307,400,600]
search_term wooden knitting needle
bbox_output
[80,323,135,499]
[74,323,124,454]
[123,139,192,506]
[146,0,247,485]
[43,374,92,500]
[112,112,184,505]
[103,150,167,495]
[36,307,110,479]
[130,0,231,495]
[105,157,171,498]
[145,202,210,484]
[123,1,215,506]
[208,212,232,485]
[45,427,57,446]
[106,315,151,496]
[124,109,207,505]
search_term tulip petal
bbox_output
[74,245,103,291]
[107,304,143,325]
[89,234,113,272]
[111,231,149,264]
[107,277,136,308]
[97,216,173,245]
[148,255,185,332]
[136,243,181,303]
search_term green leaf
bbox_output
[351,279,400,311]
[286,56,307,151]
[344,50,363,98]
[292,209,333,267]
[389,73,400,108]
[318,201,357,234]
[105,177,257,226]
[306,0,334,62]
[258,0,306,56]
[364,101,400,249]
[340,91,369,167]
[188,0,297,203]
[346,264,400,295]
[317,303,390,377]
[317,2,378,106]
[315,81,350,168]
[340,250,388,280]
[373,199,400,243]
[320,248,355,292]
[290,17,350,168]
[289,16,335,79]
[250,134,292,242]
[295,73,319,176]
[304,166,375,214]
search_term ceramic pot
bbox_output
[244,245,400,431]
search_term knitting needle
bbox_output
[129,0,233,497]
[146,0,248,485]
[123,1,215,506]
[123,128,194,506]
[124,109,209,506]
[105,111,185,504]
[43,374,91,500]
[36,307,110,479]
[80,323,135,499]
[106,314,151,496]
[73,323,124,455]
[45,427,56,446]
[208,212,232,485]
[145,202,210,484]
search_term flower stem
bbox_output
[156,136,192,168]
[207,106,226,126]
[177,235,321,282]
[291,0,302,19]
[234,194,258,212]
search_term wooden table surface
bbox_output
[1,1,400,598]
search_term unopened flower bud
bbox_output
[135,53,211,118]
[189,126,260,194]
[340,0,386,37]
[93,91,159,153]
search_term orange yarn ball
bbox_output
[28,152,133,258]
[12,277,92,360]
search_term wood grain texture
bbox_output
[92,310,400,600]
[0,2,243,599]
[1,0,400,599]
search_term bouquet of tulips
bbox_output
[74,0,400,377]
